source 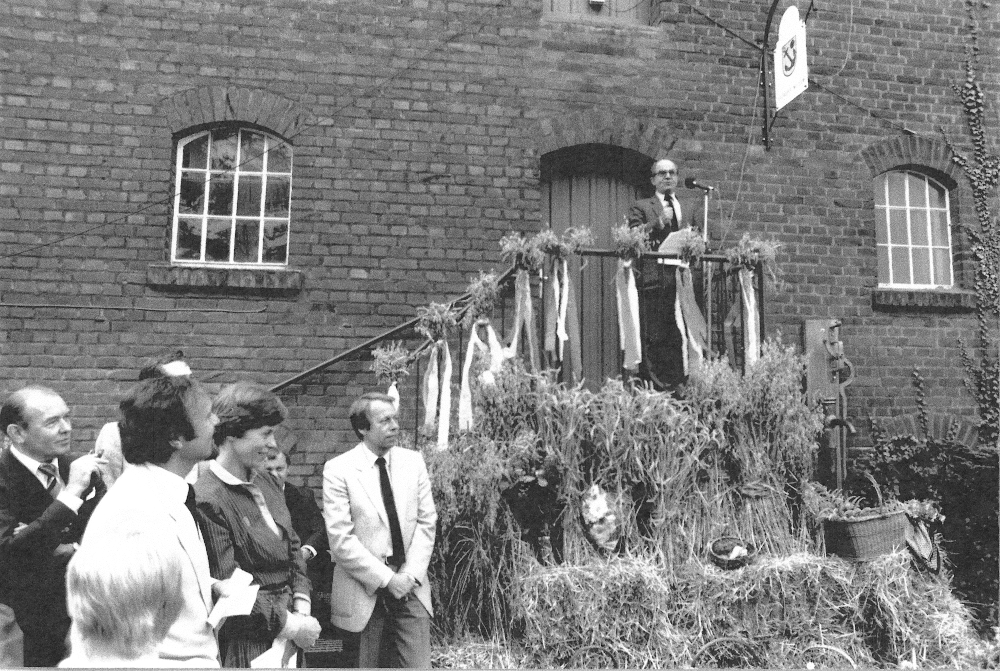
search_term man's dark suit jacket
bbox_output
[627,192,704,250]
[284,482,328,557]
[283,482,332,595]
[0,448,98,665]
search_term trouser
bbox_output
[357,590,430,669]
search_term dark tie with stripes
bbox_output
[38,462,61,496]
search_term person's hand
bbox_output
[12,523,27,536]
[283,612,321,649]
[211,577,239,600]
[386,572,417,599]
[65,454,107,498]
[53,543,77,559]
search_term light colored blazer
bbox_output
[81,464,220,667]
[322,444,437,632]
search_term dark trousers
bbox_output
[638,267,686,391]
[357,591,430,669]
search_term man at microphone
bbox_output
[626,158,706,391]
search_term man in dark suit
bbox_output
[627,158,704,390]
[0,386,105,666]
[263,448,331,595]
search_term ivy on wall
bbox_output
[942,0,1000,445]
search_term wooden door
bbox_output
[541,145,649,387]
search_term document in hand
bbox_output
[656,229,692,265]
[208,567,259,628]
[251,637,297,668]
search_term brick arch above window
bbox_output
[534,109,679,160]
[860,135,959,182]
[161,86,310,139]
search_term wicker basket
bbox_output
[709,537,756,570]
[824,509,907,560]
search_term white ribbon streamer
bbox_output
[615,259,642,371]
[739,268,760,366]
[503,269,539,370]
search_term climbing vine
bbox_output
[942,0,1000,446]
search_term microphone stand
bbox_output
[700,187,712,350]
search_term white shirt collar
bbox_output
[361,443,392,467]
[133,463,191,505]
[9,444,58,485]
[208,459,258,486]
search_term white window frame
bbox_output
[171,127,292,268]
[875,170,954,289]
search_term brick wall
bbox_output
[1,0,997,488]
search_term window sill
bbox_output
[541,13,658,30]
[871,288,976,313]
[147,263,303,294]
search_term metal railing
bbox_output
[270,252,764,435]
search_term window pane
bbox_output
[911,209,929,246]
[205,218,231,262]
[207,176,233,216]
[240,131,265,173]
[912,248,931,284]
[263,221,288,263]
[179,175,205,215]
[886,172,907,206]
[933,249,952,286]
[269,140,291,173]
[877,246,891,283]
[874,177,887,207]
[182,135,208,169]
[929,209,949,246]
[175,218,202,260]
[888,209,908,244]
[929,179,946,207]
[907,173,927,208]
[234,221,258,263]
[265,177,290,217]
[875,213,889,244]
[237,176,262,217]
[891,247,911,284]
[211,129,239,171]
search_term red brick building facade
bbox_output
[1,0,997,488]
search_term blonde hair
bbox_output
[66,523,185,660]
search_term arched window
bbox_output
[172,126,292,266]
[875,169,953,288]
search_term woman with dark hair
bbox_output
[193,382,321,667]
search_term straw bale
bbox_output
[512,551,989,668]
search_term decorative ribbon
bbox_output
[674,266,708,375]
[421,340,453,449]
[503,269,539,371]
[458,320,503,432]
[738,268,760,366]
[543,257,573,363]
[386,381,400,411]
[615,259,642,371]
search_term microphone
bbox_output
[685,177,715,192]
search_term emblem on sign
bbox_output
[782,37,797,76]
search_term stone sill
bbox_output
[871,288,976,313]
[147,263,304,294]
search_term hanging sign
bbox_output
[773,5,808,111]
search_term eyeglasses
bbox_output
[654,169,677,177]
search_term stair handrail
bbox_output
[270,264,519,393]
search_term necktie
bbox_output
[184,484,198,518]
[38,463,62,496]
[669,195,682,231]
[375,456,406,566]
